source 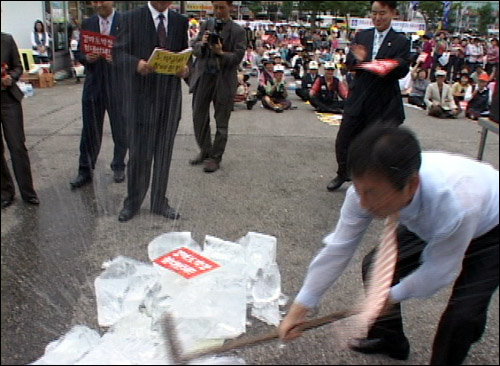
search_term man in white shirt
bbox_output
[279,126,499,365]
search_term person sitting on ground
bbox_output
[470,64,486,85]
[451,73,471,113]
[296,61,321,102]
[424,70,459,119]
[465,73,493,120]
[257,58,274,99]
[408,68,430,109]
[309,61,348,114]
[262,64,291,113]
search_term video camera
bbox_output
[208,19,224,45]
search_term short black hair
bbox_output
[348,125,422,191]
[370,1,398,10]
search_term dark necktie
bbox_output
[158,13,167,49]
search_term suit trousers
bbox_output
[192,74,233,163]
[78,82,127,174]
[1,92,37,201]
[361,225,499,365]
[335,113,399,179]
[124,86,181,213]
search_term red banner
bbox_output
[81,30,115,61]
[153,247,220,279]
[357,59,399,76]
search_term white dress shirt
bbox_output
[295,152,499,308]
[148,2,169,32]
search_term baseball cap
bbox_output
[479,73,490,82]
[309,61,319,70]
[324,61,336,70]
[435,70,447,77]
[262,58,274,65]
[274,65,285,73]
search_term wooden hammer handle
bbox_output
[180,309,351,362]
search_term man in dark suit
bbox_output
[189,1,246,173]
[70,1,128,188]
[1,32,39,208]
[327,0,410,191]
[113,1,189,222]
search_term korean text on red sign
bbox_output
[81,30,115,60]
[153,247,220,279]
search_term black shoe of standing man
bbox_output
[327,176,347,191]
[113,170,125,183]
[118,207,138,222]
[189,154,207,166]
[2,196,14,209]
[70,172,92,189]
[348,337,410,361]
[152,205,180,220]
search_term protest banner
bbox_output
[80,30,115,61]
[147,48,193,75]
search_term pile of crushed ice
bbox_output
[31,232,288,365]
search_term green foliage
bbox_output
[419,1,444,31]
[477,3,495,35]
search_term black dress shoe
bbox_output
[189,154,207,166]
[118,207,137,222]
[348,337,410,361]
[152,205,180,220]
[203,158,220,173]
[70,173,92,189]
[113,170,125,183]
[327,176,347,191]
[24,197,40,205]
[1,197,14,209]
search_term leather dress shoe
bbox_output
[348,337,410,361]
[2,197,14,209]
[327,176,347,191]
[118,207,138,222]
[113,170,125,183]
[70,173,92,189]
[152,205,180,220]
[203,158,220,173]
[189,154,207,166]
[24,197,40,205]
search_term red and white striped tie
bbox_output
[356,213,399,331]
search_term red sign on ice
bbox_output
[153,247,220,279]
[81,30,115,61]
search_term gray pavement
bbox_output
[1,77,498,365]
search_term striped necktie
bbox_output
[372,32,384,60]
[158,13,167,49]
[356,213,399,330]
[101,19,110,36]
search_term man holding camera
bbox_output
[189,1,246,173]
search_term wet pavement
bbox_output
[1,77,498,365]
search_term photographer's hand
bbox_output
[211,39,224,56]
[202,31,210,45]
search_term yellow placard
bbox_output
[148,48,192,75]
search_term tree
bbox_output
[419,1,444,33]
[477,3,495,36]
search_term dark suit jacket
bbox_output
[1,33,24,102]
[77,12,122,98]
[113,6,189,100]
[189,19,246,101]
[345,28,410,123]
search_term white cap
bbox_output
[324,61,336,70]
[435,70,447,77]
[309,61,319,70]
[274,64,285,73]
[296,47,304,51]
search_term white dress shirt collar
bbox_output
[98,9,115,33]
[148,2,169,30]
[400,181,422,221]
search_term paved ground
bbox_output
[1,76,498,365]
